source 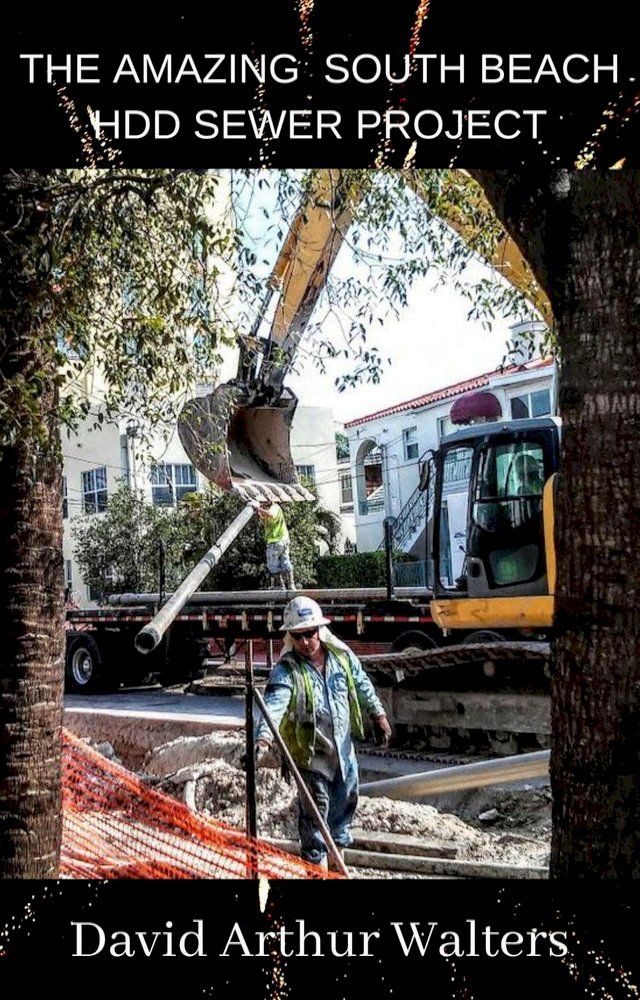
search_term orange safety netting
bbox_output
[61,730,340,880]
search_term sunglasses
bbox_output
[291,628,319,640]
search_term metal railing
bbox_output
[359,492,385,516]
[394,560,427,588]
[379,476,433,553]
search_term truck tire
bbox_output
[391,630,437,653]
[65,635,104,694]
[462,630,507,644]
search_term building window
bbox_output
[510,388,551,420]
[340,473,353,506]
[335,432,349,462]
[82,467,108,513]
[295,464,316,486]
[403,426,419,461]
[62,476,68,519]
[150,463,197,507]
[437,416,453,441]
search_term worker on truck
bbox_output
[254,596,392,870]
[254,500,296,590]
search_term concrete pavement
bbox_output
[64,688,244,766]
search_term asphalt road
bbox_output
[65,686,244,726]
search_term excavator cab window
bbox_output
[437,446,473,589]
[430,422,559,599]
[469,438,547,591]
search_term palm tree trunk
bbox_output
[550,174,640,875]
[473,170,640,875]
[0,173,64,877]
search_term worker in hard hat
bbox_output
[254,500,296,590]
[254,596,392,869]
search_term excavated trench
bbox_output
[89,730,551,876]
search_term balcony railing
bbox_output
[443,451,472,486]
[359,494,385,516]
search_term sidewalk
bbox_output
[64,689,244,766]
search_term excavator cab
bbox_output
[429,417,560,603]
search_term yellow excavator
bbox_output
[173,169,557,752]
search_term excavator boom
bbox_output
[178,170,363,502]
[179,169,551,502]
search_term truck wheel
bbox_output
[65,635,103,694]
[391,630,437,653]
[463,630,507,644]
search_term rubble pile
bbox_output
[138,733,550,869]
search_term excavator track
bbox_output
[360,641,551,756]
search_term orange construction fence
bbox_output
[61,730,339,880]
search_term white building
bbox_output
[336,455,356,551]
[290,407,340,520]
[63,402,342,605]
[344,353,556,560]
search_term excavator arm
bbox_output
[178,169,551,503]
[405,170,552,327]
[259,169,365,396]
[178,170,365,502]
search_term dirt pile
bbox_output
[141,733,549,869]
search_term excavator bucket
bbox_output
[177,171,360,504]
[177,384,314,503]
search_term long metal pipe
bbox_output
[110,586,427,606]
[360,750,550,800]
[134,504,256,654]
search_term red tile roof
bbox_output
[344,357,553,428]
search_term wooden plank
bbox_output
[263,838,547,879]
[350,828,458,858]
[344,849,547,879]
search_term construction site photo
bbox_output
[0,159,633,888]
[35,165,566,884]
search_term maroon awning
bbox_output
[450,391,502,425]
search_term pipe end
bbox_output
[134,627,161,654]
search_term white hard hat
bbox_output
[280,596,331,632]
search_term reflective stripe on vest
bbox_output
[279,646,365,767]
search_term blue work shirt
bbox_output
[254,644,385,780]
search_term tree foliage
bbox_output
[1,167,541,451]
[1,170,241,449]
[71,482,342,600]
[230,169,546,393]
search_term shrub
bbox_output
[315,551,387,588]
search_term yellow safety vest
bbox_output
[279,645,364,768]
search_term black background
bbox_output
[2,3,639,991]
[1,880,638,996]
[2,1,639,167]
